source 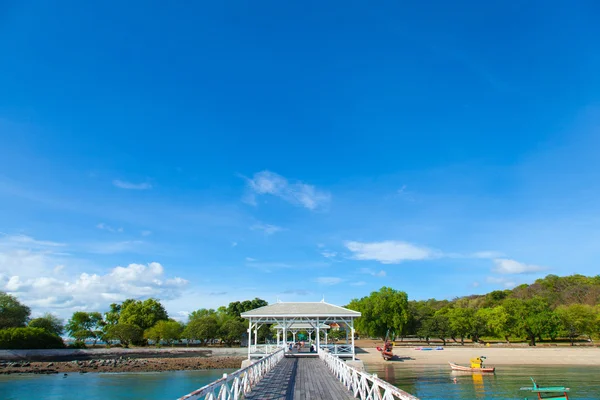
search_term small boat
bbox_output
[520,377,570,399]
[448,356,495,373]
[376,340,394,361]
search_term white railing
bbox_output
[178,348,285,400]
[249,344,283,355]
[319,349,420,400]
[320,344,353,355]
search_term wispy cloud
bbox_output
[243,170,330,210]
[113,179,152,190]
[231,241,238,247]
[350,281,367,286]
[321,251,337,259]
[345,240,436,264]
[359,267,386,277]
[471,251,504,259]
[282,289,311,296]
[486,276,517,288]
[315,277,343,285]
[251,223,283,235]
[96,223,123,233]
[0,233,65,249]
[245,257,256,262]
[209,291,227,296]
[84,240,145,254]
[492,258,546,274]
[141,230,152,237]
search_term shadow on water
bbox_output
[363,363,600,400]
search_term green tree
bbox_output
[29,313,64,336]
[65,312,104,345]
[118,298,169,331]
[0,327,65,349]
[182,315,219,345]
[445,307,473,345]
[347,287,409,339]
[105,324,143,348]
[504,297,554,346]
[219,317,246,346]
[556,304,597,345]
[144,320,183,346]
[226,298,268,317]
[0,292,31,329]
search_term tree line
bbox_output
[347,274,600,346]
[0,293,269,349]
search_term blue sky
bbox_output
[1,1,600,319]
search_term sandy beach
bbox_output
[358,347,600,366]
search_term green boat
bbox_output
[520,377,570,400]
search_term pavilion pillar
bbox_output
[325,331,328,345]
[247,318,252,360]
[277,330,280,347]
[283,318,287,350]
[316,318,320,351]
[254,328,258,347]
[351,319,356,361]
[292,331,296,343]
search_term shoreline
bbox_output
[0,356,245,375]
[358,347,600,366]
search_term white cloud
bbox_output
[359,268,387,277]
[472,281,480,287]
[244,170,330,210]
[245,257,256,262]
[345,240,435,264]
[492,258,545,274]
[141,230,152,237]
[250,223,283,235]
[113,180,152,190]
[315,277,343,285]
[471,251,504,259]
[231,241,238,247]
[350,281,367,286]
[486,276,517,288]
[1,261,188,315]
[321,251,337,259]
[97,223,123,233]
[0,233,64,249]
[85,240,145,254]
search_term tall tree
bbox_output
[0,292,31,329]
[118,298,169,331]
[29,314,64,336]
[144,320,183,346]
[66,312,104,344]
[105,324,143,348]
[556,304,596,345]
[182,315,219,345]
[347,287,409,339]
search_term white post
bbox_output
[254,328,258,347]
[292,331,296,344]
[325,331,328,345]
[283,318,287,350]
[277,330,280,347]
[316,318,320,351]
[351,319,356,361]
[247,318,252,360]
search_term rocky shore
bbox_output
[0,356,245,375]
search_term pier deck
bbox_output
[245,357,355,400]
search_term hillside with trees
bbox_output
[1,274,599,349]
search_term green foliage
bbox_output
[118,298,169,331]
[66,312,104,344]
[219,318,246,346]
[105,324,143,348]
[347,287,409,338]
[555,304,596,345]
[0,327,65,349]
[29,314,64,336]
[144,320,183,346]
[0,292,31,329]
[182,315,219,344]
[226,298,268,317]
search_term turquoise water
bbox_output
[365,363,600,399]
[1,365,599,399]
[0,369,234,400]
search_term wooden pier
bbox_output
[245,357,355,400]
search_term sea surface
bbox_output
[1,365,599,399]
[365,363,600,400]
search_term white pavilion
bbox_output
[240,300,361,360]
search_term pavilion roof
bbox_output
[240,301,361,318]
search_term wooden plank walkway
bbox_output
[245,357,356,400]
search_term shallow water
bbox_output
[365,363,600,399]
[1,364,599,399]
[0,369,234,400]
